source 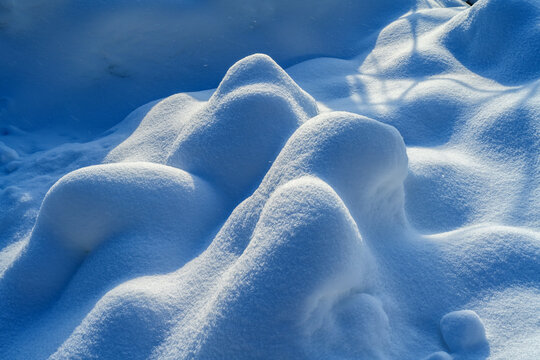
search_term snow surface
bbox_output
[1,0,539,359]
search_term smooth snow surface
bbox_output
[0,0,460,135]
[1,0,539,359]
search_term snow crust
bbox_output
[1,0,539,359]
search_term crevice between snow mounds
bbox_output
[0,54,409,358]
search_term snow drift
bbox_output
[0,0,457,134]
[1,0,539,359]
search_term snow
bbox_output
[0,141,18,164]
[440,310,488,354]
[1,0,539,359]
[441,0,540,85]
[0,0,454,135]
[423,352,453,360]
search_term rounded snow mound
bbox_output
[441,0,540,84]
[0,162,226,315]
[2,53,539,359]
[263,111,408,229]
[166,54,319,199]
[108,54,319,200]
[0,54,407,358]
[440,310,488,355]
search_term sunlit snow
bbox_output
[1,0,539,359]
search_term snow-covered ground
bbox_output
[0,0,539,359]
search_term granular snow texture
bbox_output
[0,1,539,359]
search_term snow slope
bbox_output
[1,0,539,359]
[0,0,455,134]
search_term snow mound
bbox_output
[0,162,225,316]
[262,111,408,230]
[1,55,408,358]
[162,177,374,359]
[109,54,319,200]
[441,0,540,84]
[1,1,539,358]
[423,352,453,360]
[166,54,319,199]
[0,0,442,134]
[440,310,488,355]
[0,141,18,164]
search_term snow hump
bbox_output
[2,47,539,359]
[0,54,408,359]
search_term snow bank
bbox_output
[0,162,225,316]
[1,54,408,358]
[1,0,539,359]
[442,0,540,84]
[0,0,451,134]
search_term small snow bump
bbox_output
[440,310,488,354]
[0,141,19,164]
[423,351,453,360]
